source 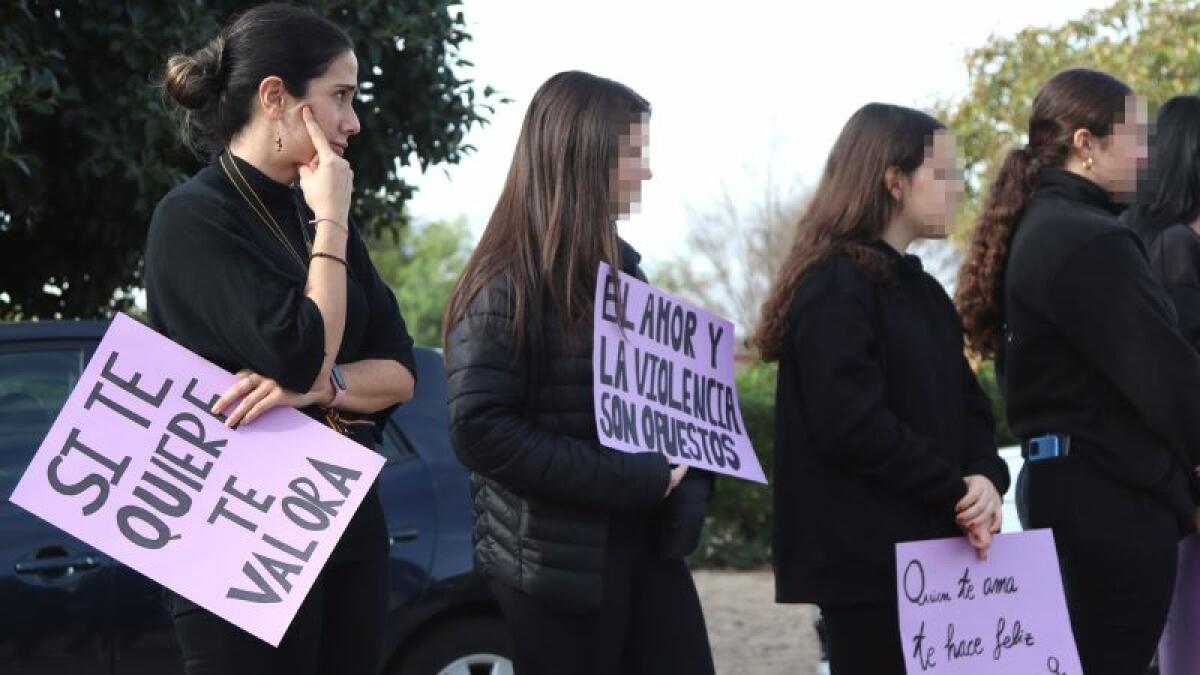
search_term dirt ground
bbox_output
[692,570,824,675]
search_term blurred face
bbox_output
[1091,96,1148,200]
[612,113,652,220]
[898,130,964,240]
[280,50,361,164]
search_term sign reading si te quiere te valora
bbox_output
[592,263,766,484]
[895,530,1081,675]
[8,313,385,646]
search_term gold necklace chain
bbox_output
[218,152,309,270]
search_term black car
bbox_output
[0,320,512,675]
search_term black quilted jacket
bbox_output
[445,243,678,612]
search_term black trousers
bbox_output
[167,491,389,675]
[819,603,905,675]
[1026,455,1179,675]
[490,529,714,675]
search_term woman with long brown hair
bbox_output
[442,71,714,675]
[1125,95,1200,349]
[755,103,1008,675]
[957,68,1200,674]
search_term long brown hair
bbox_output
[751,103,944,361]
[442,71,650,353]
[956,68,1133,359]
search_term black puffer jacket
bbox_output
[445,243,677,612]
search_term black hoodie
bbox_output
[773,240,1009,605]
[1001,168,1200,531]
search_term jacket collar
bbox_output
[617,237,642,275]
[867,239,924,276]
[1037,167,1125,217]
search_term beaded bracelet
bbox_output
[311,251,348,268]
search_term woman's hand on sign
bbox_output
[956,474,1002,533]
[298,106,353,229]
[957,474,1003,560]
[212,369,327,428]
[965,524,994,561]
[664,464,689,497]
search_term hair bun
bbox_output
[164,37,225,111]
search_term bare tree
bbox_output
[654,159,965,337]
[654,168,810,336]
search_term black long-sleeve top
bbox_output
[1001,168,1200,530]
[144,151,416,450]
[1142,223,1200,352]
[773,240,1009,605]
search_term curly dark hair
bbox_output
[956,68,1132,359]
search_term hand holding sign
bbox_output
[8,314,384,646]
[957,475,1003,560]
[213,369,327,429]
[895,530,1081,674]
[665,464,689,497]
[592,263,766,484]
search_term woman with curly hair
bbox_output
[956,69,1200,675]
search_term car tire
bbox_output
[392,614,514,675]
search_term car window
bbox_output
[0,348,85,498]
[376,424,417,462]
[380,348,451,462]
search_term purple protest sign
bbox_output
[8,313,385,646]
[1159,535,1200,675]
[895,530,1081,674]
[592,263,766,483]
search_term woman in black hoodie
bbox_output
[957,69,1200,675]
[755,103,1009,675]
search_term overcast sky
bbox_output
[399,0,1112,274]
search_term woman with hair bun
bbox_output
[146,4,416,673]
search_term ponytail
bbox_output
[955,67,1133,360]
[956,146,1041,359]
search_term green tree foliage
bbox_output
[0,1,501,319]
[368,218,471,347]
[937,0,1200,232]
[935,0,1200,444]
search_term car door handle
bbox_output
[15,555,101,576]
[389,528,420,545]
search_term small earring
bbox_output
[275,134,283,152]
[1084,155,1095,171]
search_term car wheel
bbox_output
[393,615,513,675]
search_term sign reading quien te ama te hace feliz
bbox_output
[895,530,1082,674]
[8,313,385,646]
[592,263,766,484]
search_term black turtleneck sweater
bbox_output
[143,151,416,450]
[1001,168,1200,529]
[773,240,1009,605]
